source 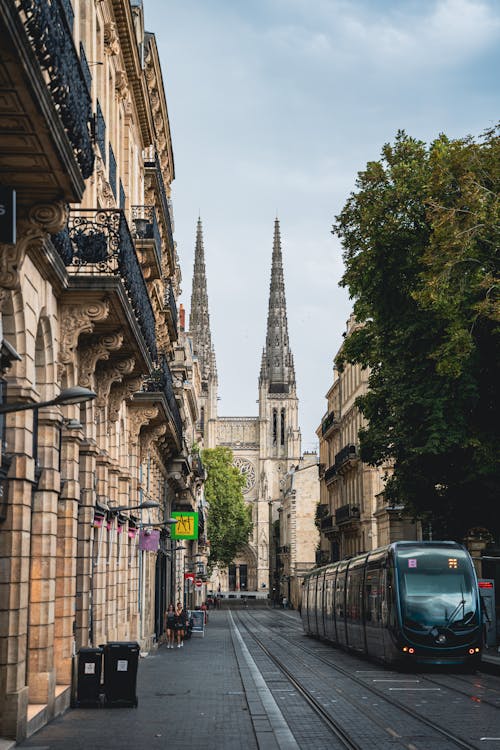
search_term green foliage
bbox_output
[333,126,500,540]
[202,447,253,570]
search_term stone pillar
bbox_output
[76,441,99,649]
[28,410,60,709]
[54,417,82,686]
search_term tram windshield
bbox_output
[395,547,478,631]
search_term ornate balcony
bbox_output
[14,0,93,177]
[335,504,360,526]
[164,280,178,341]
[52,208,157,362]
[190,453,206,480]
[335,444,358,473]
[321,410,338,437]
[144,151,175,266]
[324,464,338,484]
[140,355,183,446]
[131,205,162,279]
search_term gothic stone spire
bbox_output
[189,218,215,391]
[260,218,296,393]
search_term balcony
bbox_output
[131,205,162,280]
[139,355,183,447]
[324,464,337,484]
[190,453,206,480]
[0,0,94,202]
[335,504,360,526]
[335,444,358,473]
[321,410,338,437]
[52,208,157,362]
[164,280,178,341]
[320,514,336,532]
[144,151,175,267]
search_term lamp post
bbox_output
[0,386,96,414]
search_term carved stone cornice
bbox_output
[140,424,167,461]
[78,332,124,388]
[95,357,135,407]
[60,300,110,369]
[0,201,68,290]
[128,406,158,446]
[108,376,142,424]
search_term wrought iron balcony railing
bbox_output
[141,355,182,441]
[144,151,174,259]
[335,443,358,470]
[321,410,337,436]
[52,209,157,360]
[320,514,335,531]
[131,205,162,270]
[79,41,92,93]
[335,504,360,525]
[164,280,178,340]
[324,464,337,483]
[190,453,205,480]
[17,0,94,179]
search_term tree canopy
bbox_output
[202,447,253,570]
[333,126,499,540]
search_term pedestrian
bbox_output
[164,603,175,649]
[201,601,208,624]
[174,601,187,648]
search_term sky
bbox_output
[144,0,500,452]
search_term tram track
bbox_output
[234,611,364,750]
[238,609,489,750]
[266,610,500,709]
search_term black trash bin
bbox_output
[75,647,103,707]
[102,641,140,707]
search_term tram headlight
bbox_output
[437,634,447,644]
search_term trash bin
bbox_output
[75,647,103,707]
[102,641,140,707]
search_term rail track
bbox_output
[236,610,495,750]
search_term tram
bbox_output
[301,541,482,668]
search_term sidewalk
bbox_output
[16,610,258,750]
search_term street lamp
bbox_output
[0,386,96,414]
[110,500,159,512]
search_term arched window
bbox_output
[272,408,277,444]
[280,408,285,446]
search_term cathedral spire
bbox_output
[260,218,296,393]
[189,217,216,392]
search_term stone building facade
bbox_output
[0,1,203,742]
[317,315,418,564]
[189,218,318,598]
[278,452,319,608]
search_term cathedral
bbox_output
[189,218,302,596]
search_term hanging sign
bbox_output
[170,512,199,540]
[139,529,160,551]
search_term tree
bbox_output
[333,127,500,540]
[202,447,253,570]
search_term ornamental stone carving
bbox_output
[95,357,135,407]
[128,406,158,446]
[78,332,124,388]
[0,201,68,290]
[60,300,110,369]
[108,376,142,424]
[233,457,256,494]
[140,424,167,461]
[115,70,129,101]
[103,21,120,55]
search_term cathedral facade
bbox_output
[189,218,302,595]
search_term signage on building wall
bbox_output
[0,187,16,244]
[139,528,160,551]
[171,511,199,540]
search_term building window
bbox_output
[280,408,285,446]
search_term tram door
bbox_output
[324,569,336,641]
[364,554,385,658]
[346,557,367,652]
[335,560,349,647]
